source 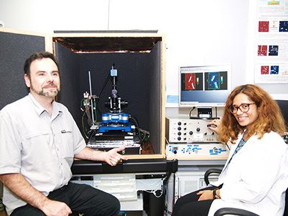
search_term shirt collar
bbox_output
[28,93,63,118]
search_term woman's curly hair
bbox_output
[218,84,286,143]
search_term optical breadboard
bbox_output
[166,143,229,160]
[166,117,219,143]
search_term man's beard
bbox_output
[31,84,60,98]
[39,88,59,98]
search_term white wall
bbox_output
[0,0,109,32]
[2,0,280,105]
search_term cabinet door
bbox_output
[0,29,47,109]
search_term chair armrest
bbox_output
[214,207,260,216]
[204,168,222,185]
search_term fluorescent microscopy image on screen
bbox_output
[205,72,228,90]
[182,73,203,90]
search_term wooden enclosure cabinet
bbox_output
[0,28,166,159]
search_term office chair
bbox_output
[0,182,7,216]
[204,169,288,216]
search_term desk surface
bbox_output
[72,159,178,175]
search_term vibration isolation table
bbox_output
[71,159,178,175]
[71,159,178,216]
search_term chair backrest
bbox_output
[284,188,288,216]
[0,182,4,212]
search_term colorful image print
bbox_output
[261,66,269,75]
[268,45,279,56]
[279,21,288,32]
[259,21,269,32]
[268,0,280,5]
[258,45,268,56]
[270,65,279,74]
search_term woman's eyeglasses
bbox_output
[229,103,255,114]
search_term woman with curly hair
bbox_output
[172,84,288,216]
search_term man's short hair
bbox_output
[24,52,60,76]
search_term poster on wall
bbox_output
[255,0,288,83]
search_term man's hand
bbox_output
[104,145,128,166]
[75,145,128,165]
[197,190,214,201]
[41,199,72,216]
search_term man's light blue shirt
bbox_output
[0,94,86,214]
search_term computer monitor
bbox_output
[179,65,232,107]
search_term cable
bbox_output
[129,115,150,143]
[81,112,89,139]
[189,106,196,119]
[95,72,111,115]
[165,137,170,145]
[225,143,231,150]
[98,71,111,98]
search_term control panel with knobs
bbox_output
[166,117,219,143]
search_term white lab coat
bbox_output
[208,131,288,216]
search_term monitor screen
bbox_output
[179,65,231,107]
